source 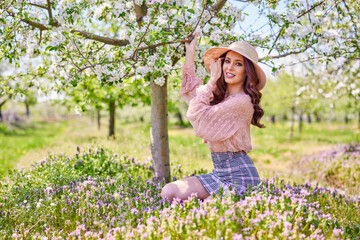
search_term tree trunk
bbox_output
[97,108,101,130]
[26,103,30,119]
[314,112,321,122]
[307,114,311,123]
[108,101,115,137]
[0,99,7,122]
[175,111,184,127]
[150,76,170,184]
[290,104,295,140]
[299,114,303,133]
[270,115,275,124]
[344,115,349,124]
[282,114,288,121]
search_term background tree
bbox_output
[62,76,149,137]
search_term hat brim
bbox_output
[204,47,266,91]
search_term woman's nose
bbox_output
[227,63,235,70]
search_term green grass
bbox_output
[0,121,69,176]
[1,148,359,239]
[2,117,359,193]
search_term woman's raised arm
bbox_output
[180,33,204,104]
[184,34,198,67]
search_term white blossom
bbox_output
[286,13,298,23]
[154,76,165,86]
[32,80,40,87]
[75,106,82,116]
[125,2,134,10]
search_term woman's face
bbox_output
[222,51,246,87]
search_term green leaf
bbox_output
[70,80,78,87]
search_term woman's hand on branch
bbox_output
[185,33,198,53]
[184,33,198,66]
[209,57,223,85]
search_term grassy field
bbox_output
[1,147,359,239]
[2,116,358,191]
[0,116,359,239]
[0,121,69,176]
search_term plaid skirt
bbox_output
[195,151,261,195]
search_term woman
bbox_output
[161,34,266,202]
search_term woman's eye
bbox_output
[225,60,230,63]
[236,63,242,66]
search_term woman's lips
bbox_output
[226,72,235,78]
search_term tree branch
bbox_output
[0,98,8,108]
[189,3,207,37]
[267,25,285,56]
[211,0,227,13]
[71,30,130,46]
[297,0,325,19]
[132,4,160,59]
[28,3,48,10]
[134,3,147,28]
[259,48,309,61]
[268,0,325,56]
[6,10,130,47]
[342,0,359,38]
[3,21,21,41]
[68,51,82,71]
[136,39,190,52]
[73,41,95,73]
[46,0,53,20]
[76,58,132,75]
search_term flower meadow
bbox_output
[0,147,359,239]
[296,143,360,197]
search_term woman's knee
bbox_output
[160,183,177,201]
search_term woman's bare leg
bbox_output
[160,176,210,202]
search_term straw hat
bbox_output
[204,41,266,91]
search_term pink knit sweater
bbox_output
[180,64,254,153]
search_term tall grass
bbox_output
[1,147,359,239]
[0,121,68,176]
[2,116,359,193]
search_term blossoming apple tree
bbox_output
[1,0,359,182]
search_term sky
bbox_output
[230,0,291,80]
[230,0,276,79]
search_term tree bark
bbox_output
[108,101,115,137]
[283,114,288,121]
[314,112,321,122]
[0,106,3,122]
[97,108,101,130]
[0,99,7,122]
[175,111,184,127]
[307,113,311,123]
[299,113,303,133]
[270,115,275,124]
[290,104,295,140]
[26,103,30,119]
[150,76,170,184]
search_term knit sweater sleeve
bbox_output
[186,85,253,142]
[179,63,203,104]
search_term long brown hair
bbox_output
[209,52,265,128]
